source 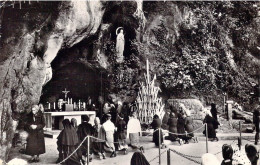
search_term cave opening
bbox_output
[40,62,109,107]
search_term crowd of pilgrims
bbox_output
[17,101,260,165]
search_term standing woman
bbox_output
[203,110,219,141]
[25,105,45,163]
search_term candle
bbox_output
[54,102,56,109]
[71,98,72,104]
[48,103,50,109]
[83,102,86,109]
[68,98,69,104]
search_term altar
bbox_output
[44,111,96,131]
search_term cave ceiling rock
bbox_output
[43,0,105,85]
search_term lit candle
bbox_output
[83,102,86,109]
[79,100,81,110]
[48,103,50,109]
[54,102,56,109]
[74,102,76,110]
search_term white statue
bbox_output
[116,27,125,63]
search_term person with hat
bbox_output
[245,144,260,165]
[103,113,117,157]
[77,115,95,163]
[221,144,234,165]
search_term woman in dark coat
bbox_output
[167,112,178,141]
[56,119,82,165]
[130,151,150,165]
[184,110,194,144]
[203,111,219,141]
[151,115,165,147]
[25,105,45,163]
[177,113,186,143]
[115,113,128,154]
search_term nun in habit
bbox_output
[56,119,82,165]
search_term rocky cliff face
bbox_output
[0,1,105,160]
[0,1,259,161]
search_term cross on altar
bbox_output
[62,88,70,100]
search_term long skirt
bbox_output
[153,129,164,146]
[129,133,140,149]
[59,145,81,165]
[104,131,115,152]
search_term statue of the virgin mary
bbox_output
[116,27,125,63]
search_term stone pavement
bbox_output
[8,132,257,165]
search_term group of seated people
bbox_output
[56,111,144,164]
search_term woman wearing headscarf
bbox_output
[184,110,194,144]
[25,105,45,163]
[103,114,117,157]
[56,119,81,165]
[93,117,106,160]
[150,114,166,148]
[115,113,128,154]
[245,144,260,165]
[177,113,186,144]
[203,110,219,141]
[167,112,178,141]
[221,144,233,165]
[127,112,144,152]
[70,118,78,131]
[130,151,150,165]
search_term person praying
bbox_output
[56,119,82,165]
[93,117,106,160]
[184,110,195,144]
[25,105,46,163]
[103,114,117,157]
[127,112,144,152]
[115,113,128,154]
[221,144,234,165]
[77,115,95,163]
[150,114,166,149]
[203,110,219,141]
[245,144,260,165]
[130,151,150,165]
[167,112,178,142]
[177,113,186,145]
[70,118,78,131]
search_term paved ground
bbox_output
[8,133,256,165]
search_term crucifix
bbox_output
[62,88,70,100]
